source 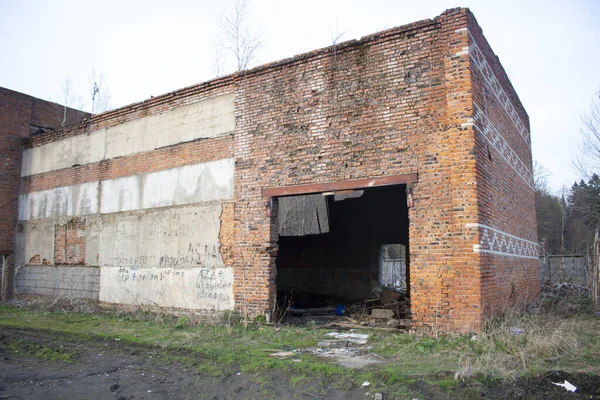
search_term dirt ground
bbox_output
[0,327,368,400]
[1,326,599,400]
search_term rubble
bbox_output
[278,285,411,329]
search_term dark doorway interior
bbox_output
[275,184,409,316]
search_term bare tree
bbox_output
[89,69,112,115]
[59,77,85,127]
[61,78,74,126]
[576,89,600,177]
[209,40,227,78]
[533,160,552,194]
[214,0,261,73]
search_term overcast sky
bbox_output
[1,0,598,191]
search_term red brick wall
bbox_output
[231,8,486,331]
[54,218,87,265]
[0,87,89,299]
[0,88,31,255]
[468,12,540,316]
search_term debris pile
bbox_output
[278,286,411,329]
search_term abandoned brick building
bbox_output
[0,8,539,332]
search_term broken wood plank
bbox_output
[371,309,394,319]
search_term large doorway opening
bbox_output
[274,184,410,327]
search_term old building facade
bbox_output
[1,8,538,332]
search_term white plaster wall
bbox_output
[141,158,234,209]
[14,220,55,267]
[96,203,224,269]
[21,94,235,177]
[105,94,235,160]
[21,130,106,177]
[100,175,141,214]
[99,266,233,310]
[97,203,233,310]
[19,158,234,219]
[18,181,99,221]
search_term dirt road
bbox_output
[0,327,366,400]
[1,326,599,399]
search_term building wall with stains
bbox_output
[7,8,537,332]
[15,89,237,310]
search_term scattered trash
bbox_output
[325,332,369,344]
[114,338,121,341]
[471,335,477,341]
[510,327,525,336]
[236,372,241,375]
[361,381,370,388]
[335,305,347,316]
[374,393,383,400]
[292,359,302,362]
[269,351,295,358]
[552,380,577,392]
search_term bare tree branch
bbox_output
[213,0,262,74]
[576,90,600,178]
[59,77,85,127]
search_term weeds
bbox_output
[1,284,599,395]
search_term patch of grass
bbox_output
[289,373,309,387]
[5,338,73,363]
[2,287,599,398]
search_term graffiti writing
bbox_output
[195,268,232,304]
[115,268,185,283]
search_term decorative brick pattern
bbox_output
[467,223,538,259]
[468,34,531,147]
[473,102,534,188]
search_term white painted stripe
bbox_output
[472,247,539,260]
[21,94,235,177]
[466,223,538,246]
[19,158,235,220]
[473,102,534,189]
[21,131,106,177]
[18,181,99,221]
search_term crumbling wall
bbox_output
[468,12,540,316]
[15,89,237,310]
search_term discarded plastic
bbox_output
[361,381,370,388]
[325,332,369,345]
[269,351,295,358]
[552,380,577,392]
[509,327,524,336]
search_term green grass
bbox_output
[5,338,73,363]
[1,293,599,397]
